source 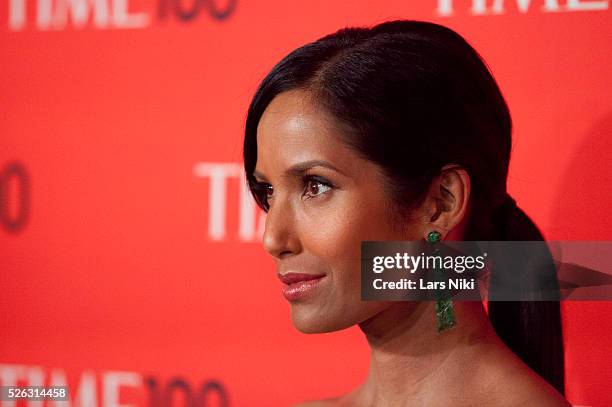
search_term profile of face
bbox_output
[253,89,441,334]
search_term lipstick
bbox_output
[278,272,326,301]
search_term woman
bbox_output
[243,19,571,406]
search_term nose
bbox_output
[262,197,301,259]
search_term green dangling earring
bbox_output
[427,231,457,333]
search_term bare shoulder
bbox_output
[292,385,363,407]
[500,372,572,407]
[476,347,572,407]
[292,398,338,407]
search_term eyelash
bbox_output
[251,175,334,212]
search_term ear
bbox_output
[421,164,471,240]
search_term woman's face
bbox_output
[253,89,426,333]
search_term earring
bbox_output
[427,231,457,333]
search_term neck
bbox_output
[355,300,502,406]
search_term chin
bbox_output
[290,307,342,334]
[290,305,361,334]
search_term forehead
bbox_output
[255,89,357,174]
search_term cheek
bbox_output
[298,194,376,253]
[298,210,361,273]
[297,192,394,278]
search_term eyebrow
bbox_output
[253,159,346,182]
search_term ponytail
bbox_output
[487,194,565,395]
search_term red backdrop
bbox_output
[1,1,611,406]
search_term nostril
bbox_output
[278,250,294,259]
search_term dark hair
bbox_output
[243,19,564,395]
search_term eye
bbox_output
[251,181,273,212]
[303,176,333,199]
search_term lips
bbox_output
[277,272,326,285]
[278,272,327,301]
